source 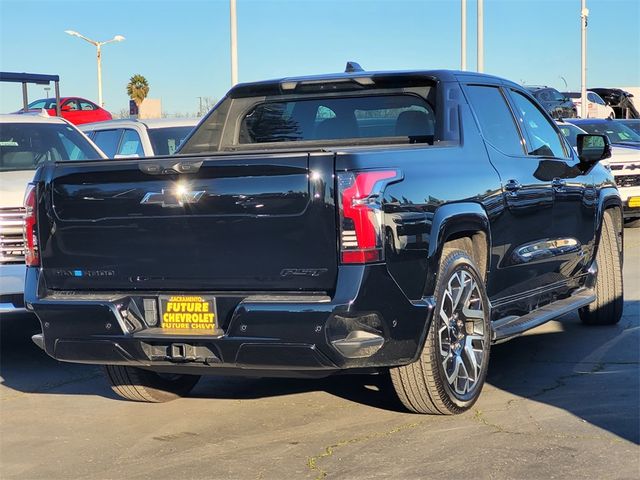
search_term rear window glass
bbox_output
[0,123,102,172]
[238,94,435,144]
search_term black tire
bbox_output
[104,365,200,402]
[389,248,491,415]
[579,211,624,325]
[624,218,640,229]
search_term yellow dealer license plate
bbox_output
[628,196,640,208]
[160,295,217,332]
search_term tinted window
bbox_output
[92,129,122,157]
[0,123,102,172]
[587,92,605,105]
[550,89,565,101]
[238,94,435,144]
[148,126,193,155]
[573,122,640,143]
[465,85,523,156]
[558,124,586,148]
[27,100,47,109]
[118,129,144,156]
[510,91,568,158]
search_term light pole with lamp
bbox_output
[64,30,125,107]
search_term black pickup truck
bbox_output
[26,67,623,414]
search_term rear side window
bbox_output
[118,129,144,157]
[238,94,436,144]
[465,85,524,156]
[92,129,122,157]
[510,91,569,158]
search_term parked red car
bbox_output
[23,97,112,125]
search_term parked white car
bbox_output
[0,113,106,313]
[563,91,615,119]
[80,118,199,158]
[558,121,640,226]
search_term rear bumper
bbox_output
[25,264,434,376]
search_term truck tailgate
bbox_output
[39,152,338,291]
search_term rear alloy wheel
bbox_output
[104,365,200,402]
[390,249,491,414]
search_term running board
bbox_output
[491,289,596,343]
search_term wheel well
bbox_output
[443,231,489,279]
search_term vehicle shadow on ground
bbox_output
[1,303,638,444]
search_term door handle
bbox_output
[504,179,522,194]
[552,178,566,189]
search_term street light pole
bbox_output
[65,30,125,107]
[580,1,589,118]
[461,0,467,70]
[230,0,238,85]
[477,0,484,73]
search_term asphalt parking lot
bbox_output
[1,229,638,480]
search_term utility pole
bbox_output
[461,0,467,70]
[477,0,484,72]
[197,96,203,116]
[581,0,589,118]
[230,0,238,85]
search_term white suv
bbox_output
[563,91,615,119]
[0,113,106,313]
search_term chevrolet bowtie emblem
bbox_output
[140,188,206,207]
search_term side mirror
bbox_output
[61,105,73,112]
[577,133,611,165]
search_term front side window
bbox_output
[92,129,123,157]
[510,90,569,158]
[63,99,80,111]
[465,85,524,156]
[118,129,144,156]
[0,123,102,171]
[588,92,605,105]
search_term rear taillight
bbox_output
[23,183,39,267]
[337,170,400,264]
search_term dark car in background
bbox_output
[526,86,577,119]
[22,97,112,125]
[567,118,640,149]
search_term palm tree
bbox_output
[126,74,149,108]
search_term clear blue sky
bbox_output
[0,0,638,115]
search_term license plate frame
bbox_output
[628,196,640,209]
[159,295,218,332]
